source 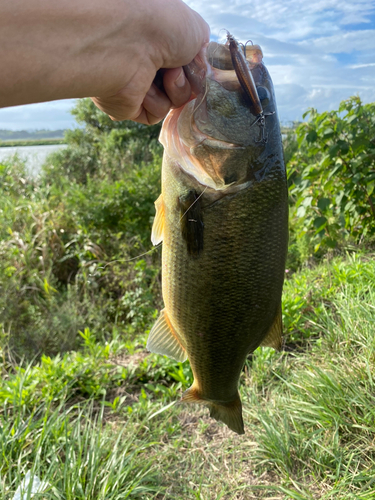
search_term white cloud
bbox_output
[185,0,375,122]
[1,1,375,129]
[0,100,76,130]
[306,30,375,53]
[188,0,375,37]
[350,63,375,69]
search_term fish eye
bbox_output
[256,86,270,107]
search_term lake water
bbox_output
[0,144,67,176]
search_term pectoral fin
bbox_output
[260,304,283,350]
[151,194,165,245]
[147,309,187,362]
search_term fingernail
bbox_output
[147,84,157,97]
[175,69,186,88]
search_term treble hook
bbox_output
[243,40,253,58]
[251,111,276,144]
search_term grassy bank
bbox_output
[1,253,375,498]
[2,98,375,499]
[0,138,66,147]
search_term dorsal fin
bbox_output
[151,194,165,245]
[147,309,187,362]
[260,304,283,350]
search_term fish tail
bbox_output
[181,386,244,435]
[208,398,244,435]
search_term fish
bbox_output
[147,36,288,435]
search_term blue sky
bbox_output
[1,0,374,130]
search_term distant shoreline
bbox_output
[0,138,66,147]
[0,126,295,147]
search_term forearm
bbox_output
[1,0,129,105]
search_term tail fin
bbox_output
[181,385,244,435]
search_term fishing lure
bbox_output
[226,31,273,144]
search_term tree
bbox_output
[44,99,162,183]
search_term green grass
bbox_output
[0,138,66,147]
[0,157,162,359]
[2,128,375,498]
[0,401,160,499]
[2,253,375,499]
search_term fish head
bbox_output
[160,39,282,191]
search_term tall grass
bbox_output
[2,253,375,498]
[2,143,375,498]
[242,254,375,498]
[1,400,161,499]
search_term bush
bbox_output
[0,101,163,360]
[43,99,162,184]
[288,96,375,254]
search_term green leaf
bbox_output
[292,175,302,186]
[313,216,327,229]
[345,200,356,212]
[297,206,306,218]
[323,127,334,137]
[319,155,331,168]
[302,108,314,119]
[306,130,318,143]
[347,114,357,124]
[327,163,343,180]
[352,137,369,154]
[337,140,350,155]
[329,144,340,158]
[302,196,313,207]
[335,191,345,205]
[317,198,331,211]
[325,238,337,248]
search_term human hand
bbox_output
[0,0,208,122]
[91,0,209,125]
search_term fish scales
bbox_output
[148,36,288,434]
[162,155,287,399]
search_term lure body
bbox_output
[227,34,263,116]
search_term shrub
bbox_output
[288,96,375,254]
[0,101,163,360]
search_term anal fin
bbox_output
[147,309,187,362]
[151,194,165,245]
[260,304,283,350]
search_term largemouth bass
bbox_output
[147,37,288,435]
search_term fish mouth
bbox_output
[160,41,267,191]
[184,41,264,96]
[181,44,246,148]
